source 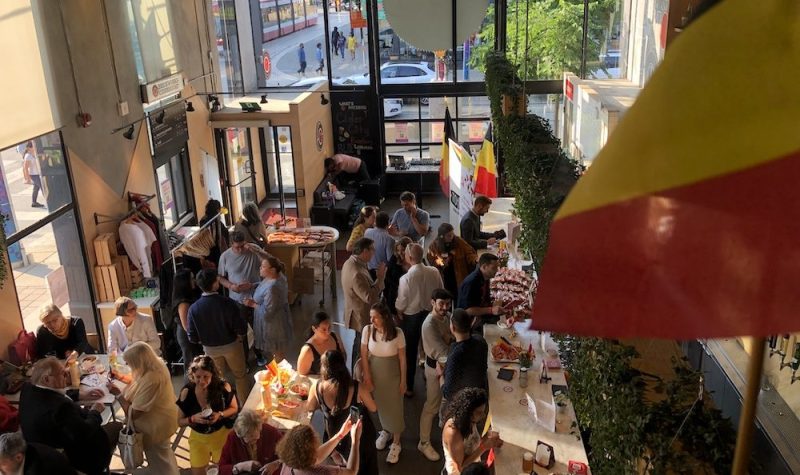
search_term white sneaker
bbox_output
[375,430,392,450]
[417,441,441,461]
[386,442,402,464]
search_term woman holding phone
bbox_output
[306,350,378,475]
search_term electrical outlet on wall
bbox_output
[117,101,129,116]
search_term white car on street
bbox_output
[288,77,403,117]
[340,62,436,86]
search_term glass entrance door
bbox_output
[260,126,297,224]
[216,127,256,218]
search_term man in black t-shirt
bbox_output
[457,253,504,328]
[442,309,488,420]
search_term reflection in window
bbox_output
[460,0,495,82]
[587,0,624,79]
[125,0,178,84]
[155,151,192,230]
[11,212,95,332]
[327,2,370,85]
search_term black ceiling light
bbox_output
[320,93,329,105]
[209,95,221,112]
[185,100,195,112]
[155,110,165,124]
[260,94,269,104]
[122,125,135,140]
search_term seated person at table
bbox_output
[325,154,370,189]
[462,462,491,475]
[389,192,430,242]
[276,419,363,475]
[218,409,283,475]
[34,304,95,359]
[107,296,161,355]
[297,311,346,376]
[19,358,122,475]
[456,253,504,327]
[177,355,239,475]
[441,388,502,475]
[0,431,76,475]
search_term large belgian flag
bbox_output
[533,0,800,339]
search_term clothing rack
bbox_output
[169,210,226,271]
[93,193,157,225]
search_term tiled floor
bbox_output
[109,193,455,474]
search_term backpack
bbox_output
[7,330,36,366]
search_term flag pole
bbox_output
[731,337,766,474]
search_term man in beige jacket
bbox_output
[342,237,386,332]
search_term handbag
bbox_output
[7,330,36,366]
[352,326,370,382]
[118,419,144,469]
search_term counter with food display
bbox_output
[264,226,339,306]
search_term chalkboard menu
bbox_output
[331,91,381,177]
[148,102,189,159]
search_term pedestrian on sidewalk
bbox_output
[347,31,357,60]
[23,142,44,208]
[338,35,346,59]
[315,42,325,74]
[297,43,307,76]
[331,27,340,56]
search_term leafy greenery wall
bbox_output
[484,51,581,269]
[484,52,735,474]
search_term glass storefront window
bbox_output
[459,0,495,82]
[456,120,489,144]
[258,0,326,87]
[457,96,491,118]
[527,94,562,134]
[587,0,624,79]
[0,134,72,231]
[327,1,370,86]
[212,0,244,94]
[275,127,296,193]
[156,164,175,229]
[11,212,95,333]
[384,122,420,144]
[155,151,192,230]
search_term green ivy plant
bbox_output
[485,52,735,474]
[484,50,582,271]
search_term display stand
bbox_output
[264,226,339,306]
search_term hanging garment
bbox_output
[119,222,153,278]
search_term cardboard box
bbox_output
[93,233,117,266]
[292,267,315,295]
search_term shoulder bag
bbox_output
[118,418,144,469]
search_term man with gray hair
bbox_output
[19,358,121,475]
[0,431,74,475]
[395,243,443,397]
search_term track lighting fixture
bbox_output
[185,101,195,112]
[320,94,329,105]
[260,94,269,104]
[209,95,221,112]
[122,125,135,140]
[155,110,165,124]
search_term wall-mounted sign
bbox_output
[350,10,367,28]
[140,72,185,105]
[316,121,324,151]
[148,103,189,158]
[263,51,272,79]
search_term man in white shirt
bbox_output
[23,142,44,208]
[395,243,443,398]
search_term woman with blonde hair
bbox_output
[346,206,377,252]
[35,304,94,358]
[107,341,179,474]
[276,418,362,475]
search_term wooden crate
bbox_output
[113,256,132,291]
[94,265,122,302]
[93,233,117,266]
[94,266,108,302]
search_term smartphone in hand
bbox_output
[349,405,360,423]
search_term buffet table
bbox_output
[242,369,319,431]
[484,322,589,473]
[264,226,339,306]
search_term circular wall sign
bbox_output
[316,121,324,151]
[263,51,272,79]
